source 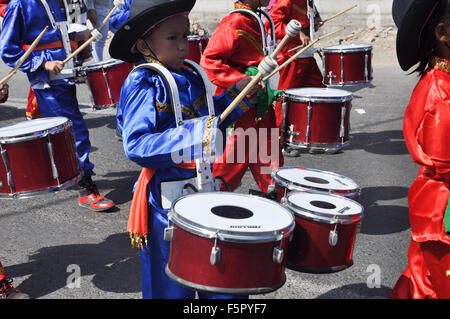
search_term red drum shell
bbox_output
[84,59,134,109]
[165,192,295,295]
[187,35,209,64]
[166,225,290,294]
[283,191,363,273]
[323,44,373,86]
[0,117,80,198]
[282,88,353,150]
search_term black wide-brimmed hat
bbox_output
[392,0,442,71]
[109,0,196,62]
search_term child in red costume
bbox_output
[200,0,283,193]
[267,0,325,132]
[390,0,450,299]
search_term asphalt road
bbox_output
[0,55,419,300]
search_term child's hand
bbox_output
[43,61,64,74]
[0,83,9,102]
[236,76,266,96]
[299,31,310,47]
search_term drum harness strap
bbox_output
[127,60,221,249]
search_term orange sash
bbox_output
[128,162,197,249]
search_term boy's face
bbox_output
[141,15,189,71]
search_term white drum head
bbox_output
[0,117,69,140]
[283,87,353,103]
[273,167,359,193]
[323,43,372,53]
[171,192,294,241]
[286,191,363,224]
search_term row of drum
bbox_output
[165,166,363,295]
[77,63,356,154]
[0,117,363,295]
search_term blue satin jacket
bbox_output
[0,0,74,86]
[117,62,253,211]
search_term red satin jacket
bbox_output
[266,0,311,63]
[403,57,450,245]
[200,4,265,95]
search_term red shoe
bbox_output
[78,184,115,212]
[0,278,29,299]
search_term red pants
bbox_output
[0,260,6,281]
[213,107,283,192]
[390,239,450,299]
[275,57,325,128]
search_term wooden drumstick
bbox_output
[263,27,345,82]
[321,4,358,24]
[63,0,125,64]
[0,26,49,86]
[288,5,357,53]
[270,19,302,59]
[219,56,278,124]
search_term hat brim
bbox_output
[394,0,440,71]
[109,0,195,63]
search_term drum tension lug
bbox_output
[272,247,284,264]
[164,226,173,242]
[210,236,221,265]
[329,223,339,247]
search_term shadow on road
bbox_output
[347,130,408,155]
[0,104,27,123]
[358,186,410,235]
[316,283,391,299]
[5,233,141,298]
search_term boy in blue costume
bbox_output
[109,0,263,299]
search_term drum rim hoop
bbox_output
[169,192,295,242]
[322,44,373,53]
[0,117,72,143]
[82,59,126,72]
[283,88,353,103]
[284,190,364,224]
[187,35,208,40]
[271,166,360,193]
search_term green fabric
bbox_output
[445,194,450,235]
[244,66,283,120]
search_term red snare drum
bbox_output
[322,44,373,86]
[283,191,363,273]
[272,167,361,202]
[165,192,295,295]
[187,35,209,64]
[281,88,353,153]
[82,59,134,109]
[0,117,81,198]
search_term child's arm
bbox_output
[118,70,223,168]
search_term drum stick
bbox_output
[321,4,358,24]
[288,5,357,53]
[219,57,277,124]
[270,20,302,59]
[0,26,49,86]
[263,27,344,82]
[63,0,124,64]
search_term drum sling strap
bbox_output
[127,162,197,249]
[244,66,283,122]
